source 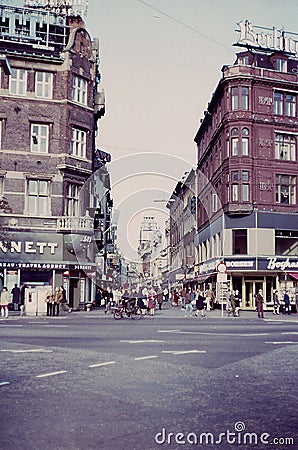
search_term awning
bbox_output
[288,272,298,281]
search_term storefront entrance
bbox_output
[244,280,263,309]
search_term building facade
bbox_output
[0,2,108,311]
[192,21,298,309]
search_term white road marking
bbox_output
[0,325,23,327]
[265,341,296,345]
[158,330,181,333]
[162,350,206,355]
[120,340,164,344]
[158,330,269,337]
[89,361,116,368]
[44,325,69,328]
[282,332,298,335]
[36,370,67,378]
[1,349,53,353]
[0,382,10,386]
[134,355,158,361]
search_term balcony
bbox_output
[56,216,94,232]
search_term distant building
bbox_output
[0,2,108,310]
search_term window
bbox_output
[232,184,239,201]
[9,68,27,95]
[27,179,50,215]
[31,124,49,153]
[231,171,238,182]
[276,175,296,205]
[242,170,250,201]
[231,87,239,110]
[35,71,53,99]
[238,56,249,65]
[242,128,249,156]
[233,229,247,254]
[241,87,249,110]
[275,133,296,161]
[70,128,86,158]
[276,58,287,73]
[276,230,298,256]
[66,184,80,216]
[274,92,283,115]
[72,76,87,105]
[231,128,239,156]
[285,94,296,117]
[0,120,2,150]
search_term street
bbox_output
[0,306,297,450]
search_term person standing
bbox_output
[283,290,291,315]
[273,290,280,315]
[148,288,156,316]
[0,287,10,318]
[184,289,193,317]
[180,286,186,310]
[195,290,206,318]
[229,290,236,316]
[11,284,21,311]
[53,287,62,316]
[256,289,265,318]
[45,291,53,316]
[157,289,163,310]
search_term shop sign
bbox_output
[0,233,63,261]
[0,262,67,269]
[266,257,298,271]
[236,20,298,56]
[225,259,255,270]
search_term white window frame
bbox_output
[0,120,2,151]
[70,128,87,159]
[27,179,51,215]
[241,86,249,110]
[72,76,88,106]
[9,68,27,96]
[231,87,239,110]
[275,133,296,161]
[285,94,296,117]
[232,184,239,202]
[66,183,80,217]
[276,175,296,205]
[274,92,283,115]
[35,71,53,99]
[31,124,49,153]
[276,58,287,73]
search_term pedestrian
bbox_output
[45,291,53,316]
[95,288,101,307]
[163,287,169,302]
[148,288,156,316]
[184,289,193,317]
[234,290,241,317]
[226,289,231,313]
[11,283,20,311]
[180,286,186,310]
[283,290,291,315]
[157,289,163,310]
[256,289,265,318]
[173,289,179,307]
[296,289,298,315]
[229,290,236,316]
[273,290,280,315]
[137,287,147,315]
[59,286,71,313]
[205,287,212,311]
[195,290,206,317]
[53,287,62,316]
[104,287,114,314]
[0,287,10,318]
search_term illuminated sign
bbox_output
[236,20,298,56]
[23,0,88,17]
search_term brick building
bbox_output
[192,21,298,309]
[0,2,107,311]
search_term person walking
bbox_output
[59,286,71,313]
[283,290,291,315]
[11,284,21,311]
[157,289,163,310]
[273,290,280,315]
[256,289,265,318]
[234,290,241,317]
[184,289,193,317]
[148,288,156,316]
[0,287,10,318]
[229,290,236,317]
[195,290,206,317]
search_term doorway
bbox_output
[244,280,263,309]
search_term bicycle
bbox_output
[113,301,142,320]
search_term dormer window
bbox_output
[276,58,287,73]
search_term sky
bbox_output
[83,0,298,262]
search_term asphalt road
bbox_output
[0,307,297,450]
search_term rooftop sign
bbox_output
[23,0,88,17]
[235,20,298,56]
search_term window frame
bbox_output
[9,68,27,96]
[70,127,87,159]
[274,133,296,161]
[35,71,53,99]
[72,75,88,106]
[30,123,49,154]
[66,183,80,217]
[26,178,51,216]
[275,174,296,205]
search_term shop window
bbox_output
[233,229,247,255]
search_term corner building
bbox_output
[0,3,106,310]
[194,21,298,310]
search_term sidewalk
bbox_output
[3,304,298,322]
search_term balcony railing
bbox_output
[57,216,94,232]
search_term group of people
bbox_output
[0,284,22,318]
[44,286,70,316]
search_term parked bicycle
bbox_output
[113,299,142,320]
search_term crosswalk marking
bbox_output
[134,355,158,361]
[162,350,206,355]
[36,370,67,378]
[89,361,116,368]
[1,349,53,353]
[120,340,164,344]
